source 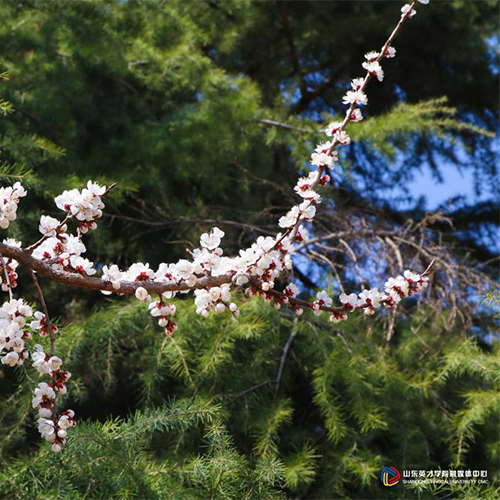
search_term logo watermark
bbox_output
[380,468,488,487]
[381,466,401,487]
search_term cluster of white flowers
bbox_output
[32,345,62,374]
[148,300,177,333]
[402,0,428,18]
[195,284,238,317]
[31,310,58,337]
[0,299,35,367]
[384,270,429,307]
[0,239,20,291]
[112,0,428,327]
[133,286,179,335]
[251,269,428,323]
[32,382,55,417]
[352,269,429,317]
[0,182,27,230]
[54,181,106,233]
[0,298,60,366]
[31,343,74,452]
[33,226,96,276]
[0,294,73,452]
[313,291,333,315]
[37,410,75,453]
[32,348,71,394]
[105,225,297,324]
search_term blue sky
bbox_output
[398,163,493,209]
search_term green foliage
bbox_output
[0,0,495,270]
[0,99,13,116]
[283,443,319,490]
[29,136,66,159]
[0,398,285,499]
[0,161,32,182]
[350,97,494,159]
[286,97,494,168]
[405,478,500,500]
[0,298,497,499]
[0,1,496,499]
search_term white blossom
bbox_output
[364,50,379,61]
[384,46,396,58]
[135,287,149,301]
[39,215,61,237]
[175,260,195,282]
[299,201,316,221]
[54,181,105,224]
[329,312,348,323]
[362,60,384,82]
[32,345,51,374]
[342,90,368,106]
[351,77,365,90]
[358,288,386,315]
[3,238,21,248]
[401,4,417,17]
[69,255,96,276]
[0,182,27,229]
[350,109,363,122]
[38,418,56,442]
[48,356,63,371]
[101,264,124,293]
[313,290,332,316]
[200,227,225,250]
[316,291,332,307]
[311,141,338,168]
[334,130,351,145]
[30,311,46,331]
[2,351,20,366]
[325,122,343,137]
[126,262,154,282]
[340,292,358,310]
[32,382,56,411]
[279,206,300,229]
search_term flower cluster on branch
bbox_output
[0,0,431,452]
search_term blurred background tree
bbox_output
[0,0,497,498]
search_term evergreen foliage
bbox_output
[0,298,497,498]
[0,1,497,498]
[0,0,496,270]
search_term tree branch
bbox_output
[0,251,13,301]
[0,241,236,295]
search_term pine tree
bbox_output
[0,298,498,498]
[0,1,497,499]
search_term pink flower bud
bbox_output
[135,287,148,301]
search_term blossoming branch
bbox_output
[0,0,431,452]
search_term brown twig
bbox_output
[29,270,55,357]
[250,260,436,317]
[276,0,419,248]
[0,237,437,318]
[229,379,274,401]
[29,269,58,420]
[0,241,235,295]
[275,319,297,398]
[0,251,13,301]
